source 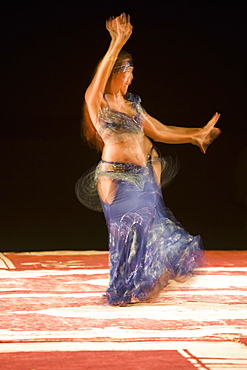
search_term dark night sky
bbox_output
[1,1,247,251]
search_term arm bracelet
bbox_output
[106,54,118,61]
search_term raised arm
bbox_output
[85,14,132,125]
[143,112,221,154]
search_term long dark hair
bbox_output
[82,51,133,151]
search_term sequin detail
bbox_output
[97,93,146,144]
[75,157,179,212]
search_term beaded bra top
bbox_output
[97,93,146,144]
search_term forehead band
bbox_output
[112,60,134,75]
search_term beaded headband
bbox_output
[112,60,134,75]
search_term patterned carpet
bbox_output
[0,250,246,369]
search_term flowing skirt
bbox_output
[99,161,204,305]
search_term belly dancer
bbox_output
[76,13,221,305]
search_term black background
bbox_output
[1,0,246,252]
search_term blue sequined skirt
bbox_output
[99,161,204,305]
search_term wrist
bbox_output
[110,37,126,49]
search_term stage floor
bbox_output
[0,250,247,369]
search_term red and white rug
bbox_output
[0,250,247,369]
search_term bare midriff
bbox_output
[101,135,154,166]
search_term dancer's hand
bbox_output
[195,113,221,154]
[106,13,133,46]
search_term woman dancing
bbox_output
[76,13,221,305]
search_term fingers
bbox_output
[210,112,220,122]
[197,113,221,154]
[119,12,129,23]
[106,16,113,29]
[107,13,131,26]
[120,13,125,23]
[206,112,221,129]
[106,13,132,39]
[212,112,221,121]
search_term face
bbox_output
[110,61,134,95]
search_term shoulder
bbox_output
[125,92,142,104]
[126,92,147,116]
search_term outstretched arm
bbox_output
[85,13,132,125]
[143,112,221,153]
